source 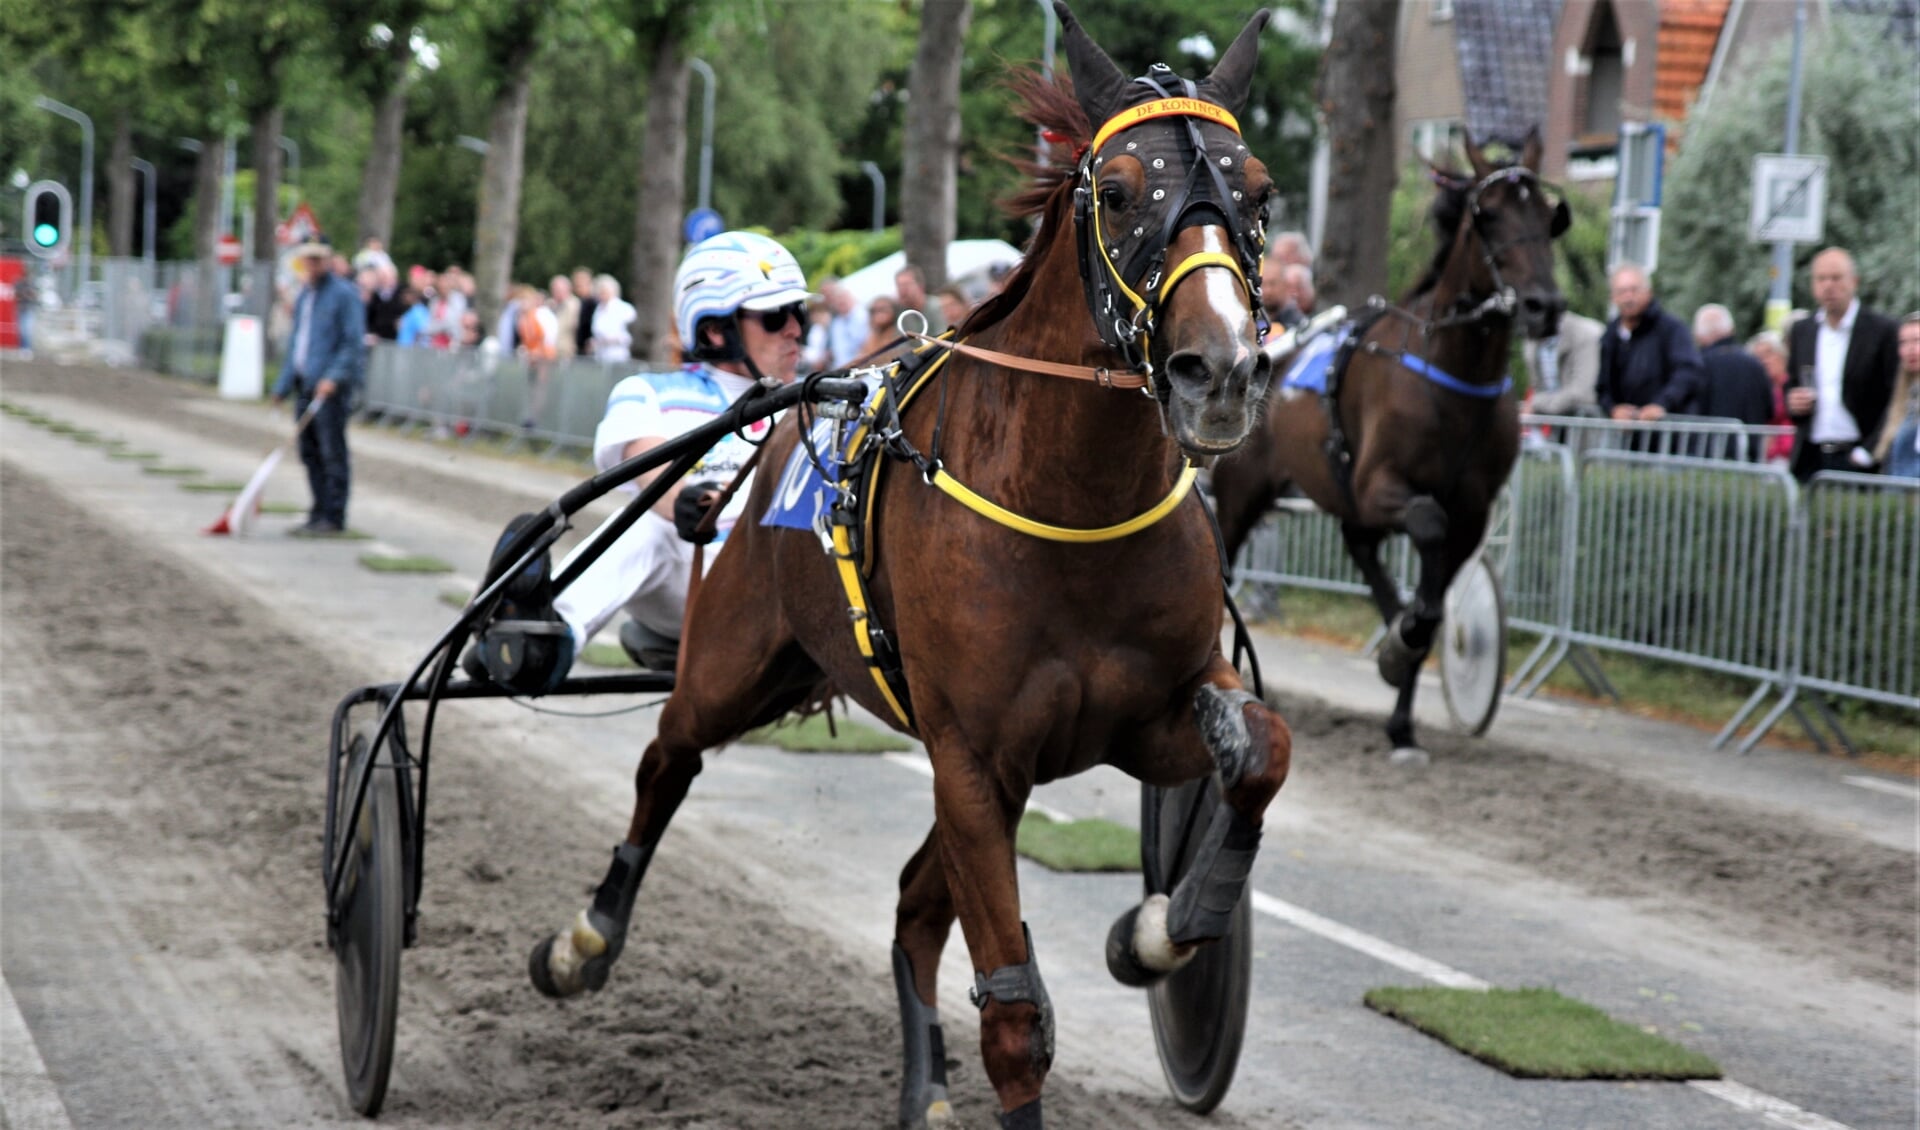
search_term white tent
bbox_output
[836,239,1023,313]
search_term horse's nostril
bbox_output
[1164,351,1212,394]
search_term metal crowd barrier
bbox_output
[1233,414,1917,752]
[361,342,662,456]
[1520,412,1793,463]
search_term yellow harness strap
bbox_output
[830,522,916,729]
[929,464,1198,543]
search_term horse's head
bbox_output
[1058,3,1274,458]
[1440,131,1571,340]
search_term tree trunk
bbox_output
[470,52,534,334]
[1316,0,1399,313]
[250,104,284,264]
[630,31,689,366]
[108,110,134,258]
[192,134,225,328]
[900,0,971,331]
[357,38,414,246]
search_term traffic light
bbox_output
[21,180,72,261]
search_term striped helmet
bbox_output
[674,231,812,356]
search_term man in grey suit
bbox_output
[1524,310,1603,417]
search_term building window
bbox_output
[1582,1,1625,140]
[1410,119,1463,162]
[1431,0,1455,21]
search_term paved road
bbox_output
[2,369,1913,1129]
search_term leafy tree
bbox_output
[1662,13,1920,331]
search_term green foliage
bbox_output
[772,227,903,287]
[1663,14,1920,334]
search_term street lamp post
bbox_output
[278,136,301,196]
[859,160,886,233]
[129,157,157,266]
[33,96,94,286]
[455,135,490,155]
[1765,0,1808,329]
[688,58,716,214]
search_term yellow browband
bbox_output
[1089,97,1241,155]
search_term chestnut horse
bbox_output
[1211,132,1569,760]
[525,7,1292,1129]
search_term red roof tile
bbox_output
[1656,0,1731,121]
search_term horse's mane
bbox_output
[954,68,1090,338]
[1406,168,1474,300]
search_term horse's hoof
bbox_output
[528,910,611,998]
[1388,746,1431,768]
[1105,895,1192,987]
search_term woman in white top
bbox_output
[591,274,637,362]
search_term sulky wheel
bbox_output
[1440,552,1507,737]
[333,734,404,1117]
[1142,779,1254,1113]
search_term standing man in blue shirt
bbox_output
[274,241,366,536]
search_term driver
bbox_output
[550,230,810,668]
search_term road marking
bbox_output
[1686,1080,1856,1130]
[1248,891,1490,989]
[878,752,1858,1130]
[0,975,76,1130]
[1840,774,1918,801]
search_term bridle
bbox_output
[1072,66,1267,400]
[1415,164,1567,334]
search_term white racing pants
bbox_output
[551,509,716,653]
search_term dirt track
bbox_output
[2,363,1913,1128]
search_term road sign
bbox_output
[683,207,724,245]
[275,202,322,247]
[217,234,243,266]
[1749,154,1828,244]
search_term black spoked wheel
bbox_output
[1143,779,1254,1113]
[333,734,404,1117]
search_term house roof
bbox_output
[1654,0,1732,121]
[1453,0,1561,146]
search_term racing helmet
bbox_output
[674,231,813,362]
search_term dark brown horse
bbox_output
[1211,132,1569,760]
[526,7,1292,1128]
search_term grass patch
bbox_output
[67,430,104,444]
[742,713,913,754]
[1015,812,1141,873]
[579,640,639,669]
[358,552,453,573]
[259,500,305,515]
[176,480,249,493]
[1363,987,1721,1080]
[108,450,163,462]
[45,421,80,435]
[141,464,204,477]
[439,587,476,611]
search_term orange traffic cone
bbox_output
[203,400,319,537]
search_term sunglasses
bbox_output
[748,303,806,333]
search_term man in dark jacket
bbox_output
[1785,247,1899,478]
[1598,263,1702,421]
[1691,304,1775,426]
[274,241,366,535]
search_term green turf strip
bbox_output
[358,552,453,573]
[1363,987,1721,1080]
[579,641,639,669]
[742,713,913,753]
[259,500,305,514]
[68,431,104,444]
[141,464,204,477]
[177,481,249,493]
[109,450,162,461]
[439,587,476,611]
[1015,812,1141,873]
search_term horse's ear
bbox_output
[1196,9,1271,116]
[1462,132,1492,179]
[1055,3,1130,131]
[1519,126,1543,172]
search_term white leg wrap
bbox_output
[1132,893,1197,975]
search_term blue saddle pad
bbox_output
[760,377,880,532]
[1279,326,1349,396]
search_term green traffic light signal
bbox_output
[32,222,59,247]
